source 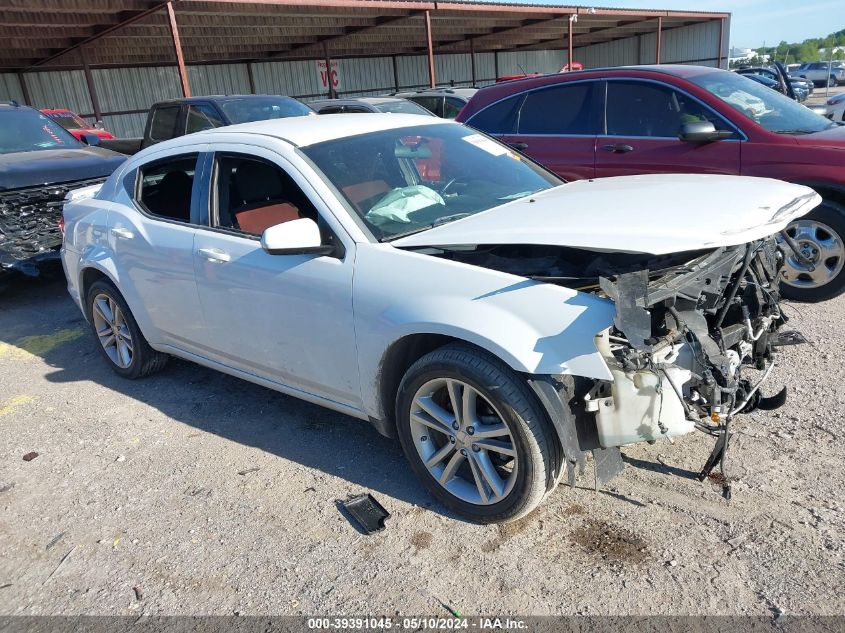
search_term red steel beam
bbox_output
[656,16,662,64]
[567,15,573,70]
[167,1,191,97]
[424,9,435,88]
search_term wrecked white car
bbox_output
[60,115,819,523]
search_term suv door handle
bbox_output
[508,142,529,151]
[110,227,134,240]
[197,247,231,263]
[602,143,634,153]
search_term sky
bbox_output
[472,0,841,49]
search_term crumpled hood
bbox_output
[392,174,821,254]
[0,147,126,191]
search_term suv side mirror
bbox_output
[678,121,733,143]
[80,133,101,146]
[261,218,335,256]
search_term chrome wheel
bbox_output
[91,293,134,369]
[780,219,845,289]
[409,378,517,506]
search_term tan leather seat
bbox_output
[231,161,300,235]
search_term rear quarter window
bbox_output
[148,106,181,143]
[466,94,524,134]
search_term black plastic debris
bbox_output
[341,494,390,534]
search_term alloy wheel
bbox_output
[780,219,845,290]
[409,378,518,505]
[91,293,134,369]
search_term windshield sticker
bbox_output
[462,133,509,156]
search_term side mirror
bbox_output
[678,121,734,143]
[80,133,101,146]
[261,218,335,256]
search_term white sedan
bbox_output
[823,92,845,122]
[61,114,819,523]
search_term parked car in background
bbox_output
[0,102,125,279]
[101,95,314,155]
[796,61,845,87]
[823,92,845,121]
[390,88,477,119]
[458,64,845,302]
[61,114,816,523]
[41,108,115,140]
[734,67,810,101]
[309,96,435,116]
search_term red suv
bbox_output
[457,65,845,302]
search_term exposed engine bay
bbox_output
[421,237,805,493]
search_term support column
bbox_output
[568,15,574,70]
[424,10,436,88]
[717,18,725,68]
[494,50,499,80]
[656,16,662,64]
[323,41,336,98]
[167,1,191,98]
[392,55,400,92]
[246,62,256,94]
[17,72,31,106]
[469,38,476,86]
[79,45,102,122]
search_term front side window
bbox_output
[443,97,465,119]
[606,81,735,138]
[518,83,597,135]
[148,106,181,143]
[0,108,81,154]
[213,155,317,237]
[185,104,224,134]
[689,71,835,134]
[137,154,197,223]
[301,123,561,242]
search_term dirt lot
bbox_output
[1,274,843,617]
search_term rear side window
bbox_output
[518,83,596,135]
[410,96,443,117]
[148,106,181,143]
[185,104,224,134]
[466,94,523,134]
[317,105,344,114]
[137,154,198,223]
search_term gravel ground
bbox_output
[0,274,843,616]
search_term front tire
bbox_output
[395,343,558,523]
[86,279,168,378]
[779,200,845,302]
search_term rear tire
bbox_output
[86,279,168,378]
[779,200,845,302]
[395,343,558,523]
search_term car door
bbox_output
[109,148,210,352]
[191,144,361,408]
[494,80,600,181]
[594,79,741,178]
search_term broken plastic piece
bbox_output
[341,493,390,534]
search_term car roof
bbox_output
[310,96,409,108]
[395,87,478,98]
[152,94,303,106]
[189,112,451,147]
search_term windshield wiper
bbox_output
[773,129,815,135]
[381,213,471,243]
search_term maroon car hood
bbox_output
[793,124,845,147]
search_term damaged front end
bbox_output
[586,237,803,492]
[427,236,802,493]
[0,177,105,278]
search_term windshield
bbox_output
[689,71,835,134]
[301,123,561,241]
[46,110,90,130]
[217,96,314,123]
[0,108,81,154]
[373,100,435,116]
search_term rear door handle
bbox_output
[508,142,529,151]
[110,227,134,240]
[197,247,231,263]
[602,143,634,154]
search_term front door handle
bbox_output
[602,143,634,154]
[197,247,231,263]
[110,227,134,240]
[508,142,529,151]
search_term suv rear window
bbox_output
[148,106,181,143]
